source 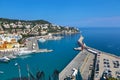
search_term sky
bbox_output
[0,0,120,27]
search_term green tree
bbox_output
[107,77,117,80]
[48,76,51,80]
[76,69,82,80]
[36,70,45,80]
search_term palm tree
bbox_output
[36,71,45,80]
[48,76,51,80]
[52,69,59,80]
[107,77,118,80]
[36,70,41,80]
[40,71,45,80]
[76,69,82,80]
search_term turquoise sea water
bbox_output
[0,27,120,80]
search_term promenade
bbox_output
[59,49,95,80]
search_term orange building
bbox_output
[0,38,20,50]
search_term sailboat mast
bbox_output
[18,65,22,80]
[27,64,30,80]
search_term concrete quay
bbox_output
[59,49,95,80]
[0,37,52,59]
[80,52,95,80]
[59,46,120,80]
[88,47,120,80]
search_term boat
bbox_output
[15,62,18,66]
[38,49,53,52]
[38,38,46,43]
[8,54,16,59]
[0,71,4,74]
[74,47,82,50]
[0,56,10,63]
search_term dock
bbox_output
[59,46,120,80]
[0,37,53,59]
[59,49,95,80]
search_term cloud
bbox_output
[78,16,120,27]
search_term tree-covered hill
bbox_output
[0,18,51,24]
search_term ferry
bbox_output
[0,56,10,63]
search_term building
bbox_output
[0,34,21,50]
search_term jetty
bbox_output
[59,35,120,80]
[59,49,95,80]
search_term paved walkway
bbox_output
[80,53,95,80]
[59,46,120,80]
[59,50,91,80]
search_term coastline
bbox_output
[0,33,66,62]
[59,46,120,80]
[0,35,57,61]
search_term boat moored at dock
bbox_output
[38,38,46,43]
[0,56,10,63]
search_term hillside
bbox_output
[0,18,79,35]
[0,18,51,24]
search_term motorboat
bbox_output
[0,56,10,63]
[0,71,4,74]
[38,38,46,43]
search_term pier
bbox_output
[26,37,53,52]
[59,49,95,80]
[0,37,53,60]
[59,34,120,80]
[59,46,120,80]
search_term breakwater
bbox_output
[59,46,120,80]
[59,49,95,80]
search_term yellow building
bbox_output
[0,38,20,50]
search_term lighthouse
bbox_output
[78,35,86,50]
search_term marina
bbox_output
[0,34,63,61]
[0,28,120,80]
[1,0,120,79]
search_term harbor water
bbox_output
[0,27,120,80]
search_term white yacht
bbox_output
[38,38,46,43]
